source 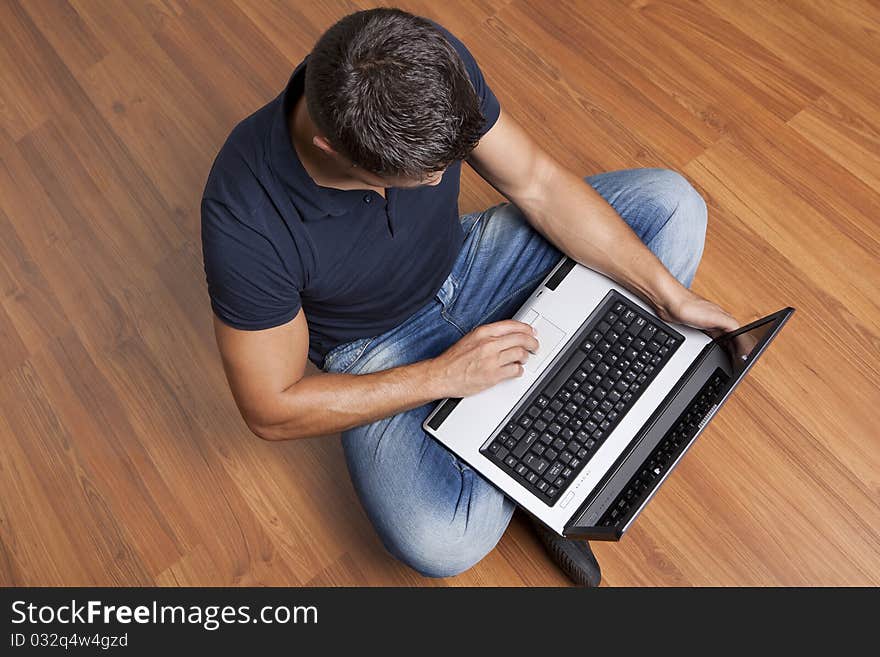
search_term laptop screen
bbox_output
[713,308,794,384]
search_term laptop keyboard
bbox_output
[481,292,683,505]
[598,367,730,529]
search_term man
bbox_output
[201,8,739,586]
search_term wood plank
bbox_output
[0,358,156,584]
[0,203,75,358]
[485,2,710,168]
[633,0,823,119]
[19,0,108,74]
[789,94,880,192]
[702,0,880,121]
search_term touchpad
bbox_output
[525,315,566,372]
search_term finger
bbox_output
[688,310,739,334]
[491,331,540,354]
[477,319,536,338]
[708,308,740,333]
[497,362,525,380]
[497,345,532,366]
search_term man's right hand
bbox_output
[428,320,539,398]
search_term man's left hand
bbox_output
[655,287,740,338]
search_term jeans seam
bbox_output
[338,338,376,374]
[440,308,467,336]
[449,213,483,290]
[446,212,493,316]
[472,268,553,329]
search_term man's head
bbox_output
[304,8,485,187]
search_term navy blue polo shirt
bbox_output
[201,24,500,367]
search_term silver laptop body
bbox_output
[423,256,793,539]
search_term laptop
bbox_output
[423,256,794,539]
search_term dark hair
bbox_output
[304,8,485,178]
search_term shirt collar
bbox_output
[268,58,364,222]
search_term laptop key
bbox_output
[545,462,563,481]
[524,454,549,474]
[513,430,539,458]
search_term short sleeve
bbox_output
[201,197,302,330]
[432,22,501,137]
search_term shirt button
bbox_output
[363,195,372,203]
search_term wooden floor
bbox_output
[1,0,878,587]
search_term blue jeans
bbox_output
[322,168,707,577]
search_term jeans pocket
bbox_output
[322,337,374,374]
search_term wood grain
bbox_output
[1,0,878,586]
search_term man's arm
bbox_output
[213,309,537,441]
[467,110,739,334]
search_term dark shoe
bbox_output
[531,518,601,587]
